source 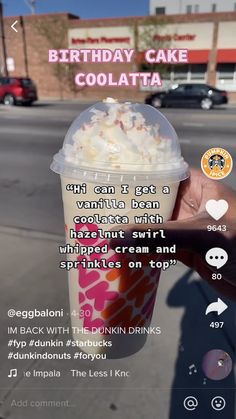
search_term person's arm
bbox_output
[111,169,236,300]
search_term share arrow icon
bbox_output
[205,298,228,316]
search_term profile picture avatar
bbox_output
[201,148,233,179]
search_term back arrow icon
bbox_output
[205,298,228,316]
[11,20,18,33]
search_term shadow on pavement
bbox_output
[24,103,53,108]
[167,269,235,419]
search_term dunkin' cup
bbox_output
[51,99,189,358]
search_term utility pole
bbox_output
[20,16,29,77]
[24,0,36,14]
[0,0,8,76]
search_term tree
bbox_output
[34,15,83,99]
[136,16,171,84]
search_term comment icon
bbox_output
[205,248,228,269]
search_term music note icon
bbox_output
[8,368,17,378]
[188,364,197,375]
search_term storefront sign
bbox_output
[138,22,214,50]
[153,33,196,42]
[68,26,134,50]
[6,57,15,72]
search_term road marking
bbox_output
[182,122,205,127]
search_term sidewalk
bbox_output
[0,227,235,419]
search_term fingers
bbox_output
[110,218,236,297]
[110,217,231,256]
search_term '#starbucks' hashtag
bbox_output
[8,352,13,359]
[66,340,71,347]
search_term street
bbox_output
[0,102,235,419]
[0,102,235,235]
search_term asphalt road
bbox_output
[0,101,235,234]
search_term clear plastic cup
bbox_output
[51,100,189,358]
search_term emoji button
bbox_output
[201,148,233,180]
[211,396,226,411]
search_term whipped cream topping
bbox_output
[63,100,181,171]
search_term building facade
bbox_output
[150,0,236,15]
[1,12,236,101]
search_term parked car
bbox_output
[145,83,228,110]
[0,77,38,106]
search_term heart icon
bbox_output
[205,200,229,221]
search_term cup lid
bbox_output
[51,99,189,184]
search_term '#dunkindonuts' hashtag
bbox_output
[29,340,34,346]
[8,352,13,359]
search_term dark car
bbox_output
[145,83,228,110]
[0,77,38,106]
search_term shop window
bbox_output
[217,63,235,79]
[216,63,236,92]
[190,64,207,81]
[155,7,166,14]
[212,3,217,12]
[186,5,192,13]
[173,64,189,81]
[194,4,199,13]
[234,2,236,11]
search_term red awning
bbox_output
[136,50,236,65]
[187,50,210,64]
[136,50,210,64]
[217,49,236,63]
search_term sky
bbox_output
[2,0,149,18]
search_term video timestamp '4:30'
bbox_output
[71,309,91,318]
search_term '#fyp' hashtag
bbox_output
[8,340,13,347]
[8,352,13,359]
